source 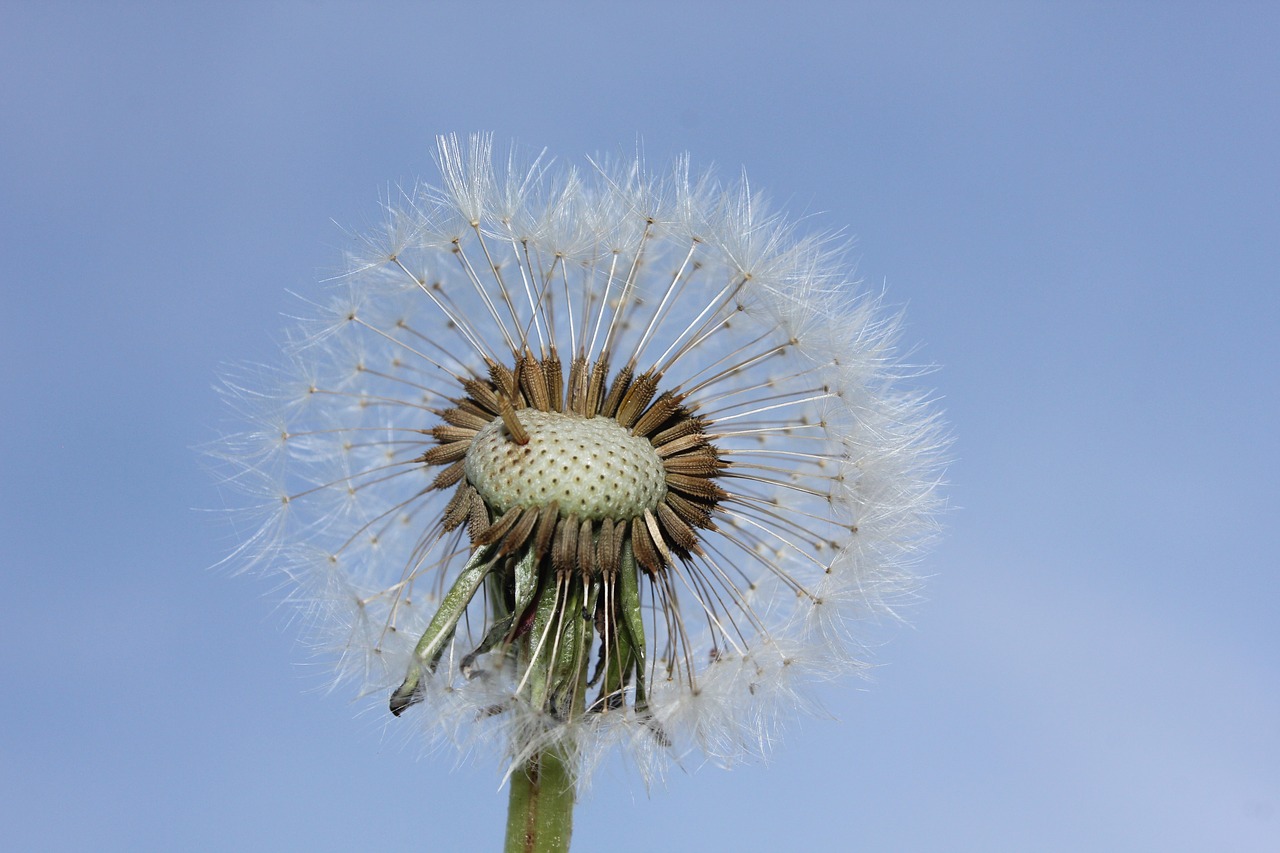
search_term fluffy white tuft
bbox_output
[211,134,948,783]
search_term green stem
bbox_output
[504,744,575,853]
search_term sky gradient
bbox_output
[2,3,1277,851]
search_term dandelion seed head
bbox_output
[212,133,947,781]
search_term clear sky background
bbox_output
[2,3,1277,851]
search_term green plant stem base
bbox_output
[504,746,575,853]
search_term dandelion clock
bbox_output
[213,134,946,852]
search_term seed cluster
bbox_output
[422,350,726,576]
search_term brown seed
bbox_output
[586,357,611,417]
[650,418,705,449]
[431,424,478,443]
[615,371,659,428]
[488,360,519,400]
[553,514,579,575]
[652,430,709,458]
[577,518,596,580]
[567,355,588,416]
[423,440,471,466]
[664,472,726,502]
[495,394,529,445]
[656,501,700,555]
[467,491,491,540]
[498,507,539,555]
[600,363,634,419]
[462,379,503,415]
[630,390,682,438]
[432,459,467,489]
[440,406,491,431]
[631,515,662,574]
[518,350,551,412]
[643,508,673,567]
[663,492,715,529]
[543,350,564,413]
[661,447,724,476]
[442,483,476,532]
[473,505,524,546]
[534,502,560,559]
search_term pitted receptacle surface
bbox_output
[464,410,667,520]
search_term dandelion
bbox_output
[215,134,945,852]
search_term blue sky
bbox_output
[2,3,1277,851]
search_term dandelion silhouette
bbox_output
[215,134,945,852]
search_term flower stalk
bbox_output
[505,744,575,853]
[504,544,593,853]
